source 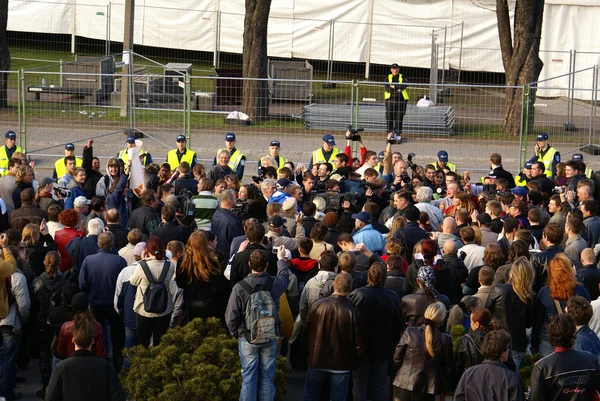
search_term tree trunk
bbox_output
[0,0,10,109]
[496,0,544,136]
[242,0,271,122]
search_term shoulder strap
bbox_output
[239,280,254,295]
[554,299,563,314]
[157,260,170,283]
[139,260,155,285]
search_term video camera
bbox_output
[346,125,364,142]
[53,186,70,198]
[406,152,416,170]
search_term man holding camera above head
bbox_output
[384,63,408,141]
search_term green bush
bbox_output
[518,353,539,389]
[450,324,466,353]
[122,317,289,401]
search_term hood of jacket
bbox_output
[314,270,336,285]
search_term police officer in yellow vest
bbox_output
[514,161,533,187]
[166,135,197,172]
[53,143,82,182]
[258,140,288,174]
[309,134,339,170]
[531,132,560,177]
[0,131,23,176]
[432,150,457,173]
[214,132,246,181]
[384,63,409,140]
[117,135,153,166]
[572,153,593,178]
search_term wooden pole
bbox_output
[120,0,134,118]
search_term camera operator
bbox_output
[383,159,412,193]
[343,128,367,166]
[363,178,389,213]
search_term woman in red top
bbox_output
[53,209,83,272]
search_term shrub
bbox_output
[122,317,289,401]
[518,353,539,390]
[450,324,466,353]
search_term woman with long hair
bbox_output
[494,239,530,284]
[23,222,57,276]
[485,256,535,370]
[176,231,229,322]
[393,302,453,401]
[130,236,177,347]
[532,253,590,357]
[443,191,475,218]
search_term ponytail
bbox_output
[423,302,447,358]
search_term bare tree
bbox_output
[241,0,271,122]
[497,0,545,136]
[0,0,9,109]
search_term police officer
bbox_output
[166,135,197,171]
[309,134,339,170]
[432,150,457,172]
[384,63,409,139]
[514,161,533,187]
[531,132,560,177]
[258,140,287,174]
[572,153,593,178]
[53,143,82,182]
[118,135,153,166]
[214,132,245,181]
[0,131,22,176]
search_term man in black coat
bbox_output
[46,293,125,401]
[489,153,516,189]
[151,205,191,245]
[394,205,427,263]
[127,189,160,240]
[211,190,245,260]
[173,161,198,197]
[105,208,129,251]
[349,264,403,401]
[229,223,277,288]
[578,248,600,301]
[530,162,554,196]
[531,223,565,293]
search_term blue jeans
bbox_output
[123,327,137,369]
[353,359,389,401]
[238,337,278,401]
[539,340,554,358]
[512,350,524,371]
[302,367,351,401]
[0,327,22,398]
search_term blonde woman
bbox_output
[393,302,452,401]
[484,256,535,370]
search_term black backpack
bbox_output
[139,260,170,314]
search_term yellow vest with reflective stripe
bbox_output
[0,145,23,176]
[312,148,340,165]
[259,155,288,173]
[217,148,245,172]
[167,148,196,171]
[514,175,528,187]
[585,167,593,178]
[537,147,557,177]
[118,148,149,165]
[384,74,409,101]
[432,162,457,172]
[55,157,82,181]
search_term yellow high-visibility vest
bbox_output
[384,74,409,101]
[537,147,558,177]
[0,145,23,176]
[55,157,82,181]
[312,148,339,164]
[432,162,457,172]
[259,155,288,173]
[167,148,196,171]
[118,148,149,166]
[217,148,245,172]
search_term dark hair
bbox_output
[318,250,338,272]
[581,200,597,216]
[336,153,349,165]
[337,232,354,245]
[302,201,316,217]
[547,313,576,348]
[566,295,593,326]
[566,216,582,235]
[63,155,76,166]
[249,250,268,273]
[246,223,265,243]
[478,266,495,286]
[141,189,157,206]
[90,196,106,212]
[61,284,80,307]
[471,308,493,331]
[310,222,328,242]
[297,237,313,254]
[368,263,386,287]
[145,236,166,260]
[459,226,476,243]
[481,330,511,360]
[20,188,34,203]
[72,312,95,349]
[544,223,564,245]
[161,205,176,222]
[508,240,530,263]
[363,202,380,220]
[47,204,62,222]
[386,255,404,272]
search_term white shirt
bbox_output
[458,243,486,271]
[590,297,600,338]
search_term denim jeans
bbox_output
[122,327,137,369]
[302,367,351,401]
[511,350,525,371]
[238,337,278,401]
[353,359,389,401]
[539,340,554,358]
[0,327,22,399]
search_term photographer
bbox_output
[383,159,411,192]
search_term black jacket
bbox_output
[106,223,129,251]
[401,288,436,327]
[127,205,160,239]
[229,243,278,288]
[247,196,268,223]
[393,325,454,394]
[531,245,564,293]
[349,285,404,361]
[529,348,600,401]
[395,222,427,262]
[454,360,523,401]
[384,270,405,300]
[26,233,57,276]
[442,253,469,286]
[492,166,516,189]
[485,283,534,352]
[454,330,518,380]
[46,349,125,401]
[532,175,554,195]
[577,264,600,301]
[151,221,191,245]
[174,174,198,197]
[404,259,459,303]
[211,207,245,260]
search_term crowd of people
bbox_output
[0,126,599,401]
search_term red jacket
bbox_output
[55,319,106,359]
[54,227,84,272]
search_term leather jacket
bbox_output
[455,330,517,380]
[303,294,364,371]
[485,283,534,352]
[401,288,436,327]
[393,325,454,394]
[349,285,404,361]
[531,245,564,293]
[528,348,600,401]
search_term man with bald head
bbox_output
[441,239,469,287]
[105,208,129,250]
[437,182,460,210]
[437,217,462,249]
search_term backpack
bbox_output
[139,260,170,314]
[239,277,279,344]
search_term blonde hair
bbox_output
[313,197,326,212]
[22,223,40,247]
[424,302,446,357]
[390,216,406,236]
[508,256,534,304]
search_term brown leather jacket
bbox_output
[393,325,454,394]
[303,294,364,371]
[401,288,436,327]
